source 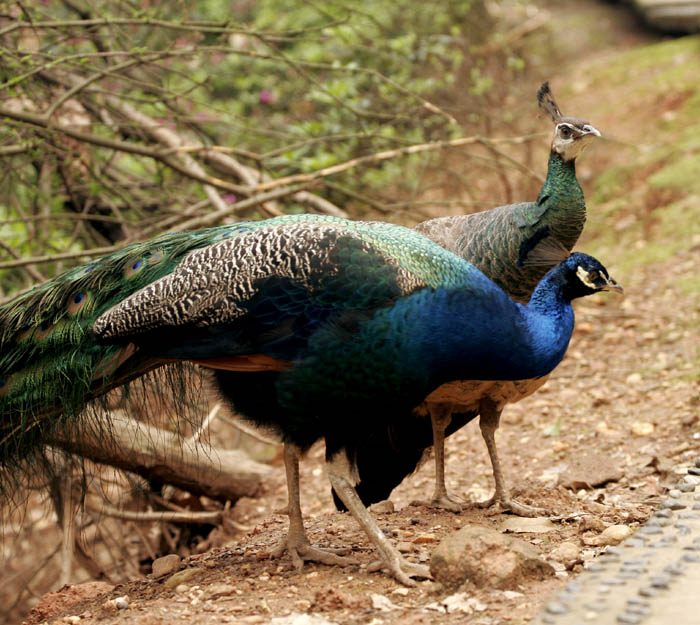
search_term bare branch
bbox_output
[84,500,224,525]
[0,105,251,195]
[253,134,537,192]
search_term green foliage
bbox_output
[0,0,522,298]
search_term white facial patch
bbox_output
[576,265,598,289]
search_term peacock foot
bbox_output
[367,556,432,586]
[270,534,357,571]
[412,494,463,513]
[476,494,549,518]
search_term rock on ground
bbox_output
[430,525,554,591]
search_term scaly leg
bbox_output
[327,450,431,586]
[271,444,356,569]
[414,403,462,512]
[476,398,547,517]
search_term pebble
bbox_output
[546,601,569,614]
[413,533,438,544]
[600,525,633,545]
[369,500,394,514]
[649,574,671,589]
[616,613,642,624]
[550,541,580,563]
[662,500,687,510]
[152,554,181,578]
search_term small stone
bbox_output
[206,583,237,599]
[676,523,692,536]
[550,541,580,564]
[175,584,189,593]
[626,373,643,385]
[369,500,394,514]
[650,574,671,589]
[638,587,657,598]
[397,541,415,553]
[599,525,633,545]
[682,553,700,563]
[413,533,438,544]
[617,614,642,624]
[663,500,687,510]
[101,595,130,613]
[546,602,569,615]
[664,564,685,576]
[688,467,700,476]
[163,567,205,590]
[631,422,654,436]
[152,554,181,578]
[678,483,696,492]
[639,526,662,535]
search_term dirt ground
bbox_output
[10,2,700,624]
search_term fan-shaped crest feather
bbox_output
[537,80,562,122]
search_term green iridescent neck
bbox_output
[537,151,584,207]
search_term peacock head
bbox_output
[551,118,600,162]
[561,252,623,300]
[537,80,601,162]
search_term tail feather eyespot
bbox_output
[147,250,165,265]
[68,291,89,315]
[124,258,145,278]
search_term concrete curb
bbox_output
[532,459,700,625]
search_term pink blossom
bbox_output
[260,90,272,105]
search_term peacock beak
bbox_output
[583,124,601,137]
[601,277,624,294]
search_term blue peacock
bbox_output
[0,211,620,585]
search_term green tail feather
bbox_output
[0,214,366,488]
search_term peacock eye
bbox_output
[68,291,89,314]
[559,125,572,138]
[147,250,164,265]
[124,258,146,278]
[587,270,600,282]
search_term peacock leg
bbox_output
[271,444,356,569]
[327,450,431,586]
[413,403,462,512]
[476,398,547,517]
